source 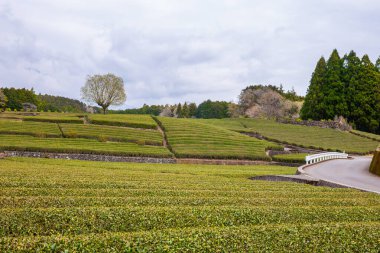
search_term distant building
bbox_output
[22,103,37,112]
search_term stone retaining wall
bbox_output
[277,117,352,131]
[1,151,301,167]
[251,175,350,189]
[3,151,177,164]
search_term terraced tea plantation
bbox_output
[156,117,281,160]
[0,120,61,137]
[351,130,380,142]
[0,135,171,157]
[203,118,379,154]
[0,112,169,158]
[88,114,157,129]
[59,123,163,145]
[272,153,308,163]
[0,112,85,123]
[0,157,379,252]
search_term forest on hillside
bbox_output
[0,87,88,113]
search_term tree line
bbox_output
[301,49,380,133]
[0,87,88,113]
[110,100,230,119]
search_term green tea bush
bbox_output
[0,158,379,252]
[272,153,307,163]
[0,135,172,158]
[59,123,163,146]
[204,118,379,154]
[0,120,61,137]
[88,114,157,129]
[156,117,282,161]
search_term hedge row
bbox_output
[271,153,307,164]
[0,135,172,158]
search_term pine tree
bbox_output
[342,50,361,123]
[321,49,348,119]
[353,55,380,132]
[301,50,380,133]
[176,103,182,118]
[188,103,197,118]
[375,56,380,72]
[182,102,190,118]
[300,57,327,120]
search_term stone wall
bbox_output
[369,147,380,176]
[3,151,176,164]
[277,116,352,131]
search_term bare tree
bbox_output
[240,87,300,119]
[81,74,126,114]
[159,106,174,117]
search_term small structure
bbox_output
[22,103,37,112]
[305,152,348,165]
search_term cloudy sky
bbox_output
[1,0,380,108]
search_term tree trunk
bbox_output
[102,106,107,114]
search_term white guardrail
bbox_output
[305,152,348,165]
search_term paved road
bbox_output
[303,156,380,194]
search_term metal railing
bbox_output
[305,152,348,165]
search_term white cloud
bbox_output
[0,0,380,108]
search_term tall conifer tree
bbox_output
[375,56,380,72]
[342,51,361,123]
[182,102,190,118]
[301,50,380,133]
[176,103,182,118]
[354,55,380,132]
[321,49,348,119]
[300,57,327,120]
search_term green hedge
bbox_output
[89,119,156,129]
[272,153,307,164]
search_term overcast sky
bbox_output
[1,0,380,108]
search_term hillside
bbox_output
[202,118,379,154]
[155,116,281,160]
[38,94,87,113]
[0,112,380,251]
[0,112,378,160]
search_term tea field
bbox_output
[156,116,281,160]
[59,123,163,145]
[0,135,172,157]
[203,118,379,154]
[0,157,379,252]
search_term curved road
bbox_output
[303,156,380,194]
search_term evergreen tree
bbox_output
[321,49,348,119]
[300,57,327,120]
[341,51,361,123]
[195,100,229,119]
[176,103,182,118]
[2,87,40,111]
[352,55,380,132]
[375,56,380,72]
[182,102,190,118]
[188,103,197,117]
[301,49,380,133]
